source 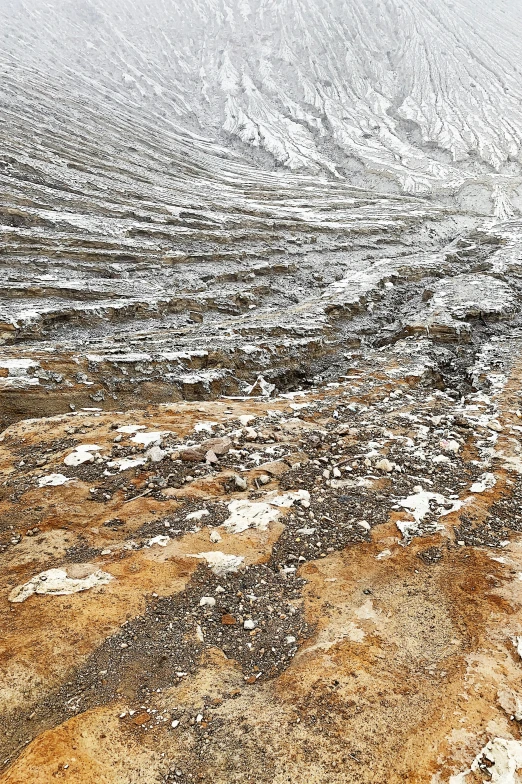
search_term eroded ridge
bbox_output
[3,0,522,430]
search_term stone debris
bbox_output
[221,499,280,533]
[9,567,113,603]
[63,444,102,466]
[470,472,497,493]
[191,552,245,575]
[498,688,522,722]
[268,490,311,508]
[398,488,463,525]
[3,303,522,782]
[147,535,170,547]
[246,376,275,397]
[233,474,248,491]
[37,473,70,487]
[514,636,522,660]
[106,456,146,472]
[131,431,165,447]
[450,738,522,784]
[146,445,167,463]
[375,458,395,473]
[186,509,210,522]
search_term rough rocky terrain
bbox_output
[4,0,522,781]
[4,336,522,782]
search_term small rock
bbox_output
[243,619,256,630]
[200,596,216,607]
[221,614,236,625]
[234,474,248,491]
[147,445,166,463]
[180,447,205,462]
[440,439,460,454]
[210,529,222,543]
[257,460,289,476]
[200,436,232,456]
[375,458,394,473]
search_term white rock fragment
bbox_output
[146,445,167,463]
[285,635,296,644]
[221,499,280,533]
[440,439,460,454]
[432,454,451,464]
[131,431,165,447]
[147,535,170,547]
[64,444,102,466]
[246,376,275,397]
[192,552,244,576]
[396,488,463,543]
[38,473,70,487]
[396,518,444,544]
[209,529,222,543]
[243,619,256,630]
[514,636,522,660]
[268,490,310,508]
[186,509,210,522]
[199,596,216,607]
[488,420,503,433]
[171,720,180,729]
[375,458,394,473]
[194,421,218,434]
[9,567,113,603]
[195,624,204,642]
[398,489,463,525]
[470,473,497,493]
[106,457,146,472]
[449,737,522,784]
[233,474,248,491]
[116,425,147,434]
